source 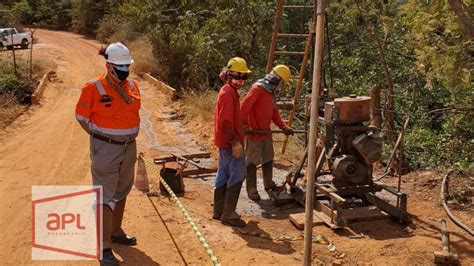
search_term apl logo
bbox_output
[32,186,102,260]
[46,213,86,230]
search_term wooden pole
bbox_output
[10,31,18,77]
[265,0,285,73]
[303,0,326,265]
[396,119,406,207]
[29,28,36,80]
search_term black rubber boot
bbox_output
[263,161,278,200]
[212,185,227,220]
[262,161,276,190]
[246,164,260,201]
[220,181,246,227]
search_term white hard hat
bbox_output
[105,42,134,65]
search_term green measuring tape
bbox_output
[139,155,221,266]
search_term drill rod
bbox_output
[246,129,307,135]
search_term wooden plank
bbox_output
[289,212,324,230]
[283,5,315,9]
[313,210,340,229]
[366,192,409,221]
[31,70,52,105]
[277,33,309,38]
[276,100,294,111]
[340,206,390,223]
[317,200,339,223]
[144,73,177,100]
[316,184,346,204]
[154,152,211,164]
[274,51,306,56]
[180,168,217,177]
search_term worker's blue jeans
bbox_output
[215,148,246,189]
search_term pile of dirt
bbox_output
[445,171,473,212]
[404,170,474,213]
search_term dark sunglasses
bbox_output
[228,71,249,80]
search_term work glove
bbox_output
[244,126,253,135]
[282,127,294,136]
[231,142,243,158]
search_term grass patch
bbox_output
[127,38,161,78]
[0,49,49,129]
[179,90,217,150]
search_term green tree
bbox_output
[33,0,72,30]
[71,0,108,36]
[12,0,34,25]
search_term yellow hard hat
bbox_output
[272,64,291,82]
[227,57,251,74]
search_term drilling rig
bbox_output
[314,95,408,228]
[266,0,409,229]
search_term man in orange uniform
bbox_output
[75,42,139,265]
[213,57,250,227]
[241,65,294,201]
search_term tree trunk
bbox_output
[355,2,396,142]
[371,85,382,129]
[448,0,474,39]
[367,26,396,142]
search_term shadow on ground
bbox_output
[232,220,297,255]
[114,245,160,265]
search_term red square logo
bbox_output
[32,186,102,260]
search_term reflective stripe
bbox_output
[77,114,138,135]
[128,79,135,91]
[75,114,92,128]
[76,115,92,129]
[91,79,107,95]
[75,114,90,123]
[90,123,139,135]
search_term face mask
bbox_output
[230,78,245,88]
[273,80,284,93]
[110,64,130,81]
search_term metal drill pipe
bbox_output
[304,0,326,265]
[172,153,205,170]
[246,129,307,135]
[440,219,450,252]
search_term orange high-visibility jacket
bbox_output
[75,74,141,136]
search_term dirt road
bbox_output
[0,30,472,265]
[0,29,302,265]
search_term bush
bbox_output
[405,123,473,170]
[0,62,35,104]
[128,38,161,76]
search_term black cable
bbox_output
[440,170,474,236]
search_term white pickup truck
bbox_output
[0,28,32,50]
